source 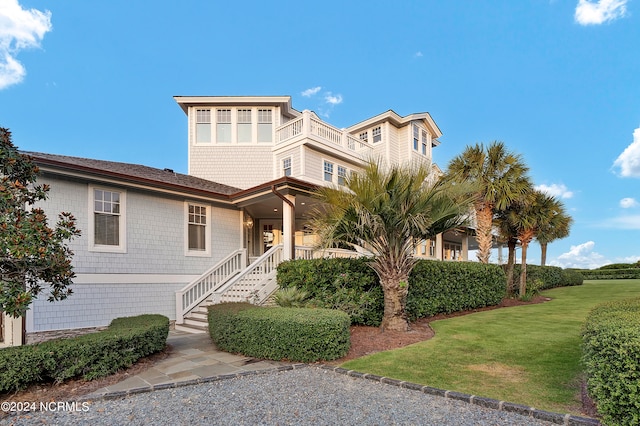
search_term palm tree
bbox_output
[536,206,572,266]
[507,190,564,297]
[310,161,475,331]
[446,142,531,263]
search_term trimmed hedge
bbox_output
[407,260,505,321]
[0,314,169,392]
[277,258,507,325]
[580,268,640,280]
[582,298,640,425]
[508,264,583,290]
[208,303,350,362]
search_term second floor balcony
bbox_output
[275,110,373,160]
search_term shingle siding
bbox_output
[190,145,273,189]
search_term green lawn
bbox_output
[341,279,640,414]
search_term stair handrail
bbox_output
[213,244,283,303]
[175,248,246,324]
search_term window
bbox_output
[216,109,231,143]
[413,124,419,151]
[372,126,382,143]
[359,131,368,144]
[196,109,211,143]
[185,202,210,255]
[237,109,252,143]
[258,109,273,142]
[421,130,428,156]
[324,161,334,182]
[337,165,347,186]
[283,157,292,177]
[89,186,126,252]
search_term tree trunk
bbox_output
[506,237,517,296]
[379,274,410,332]
[519,241,528,298]
[475,204,494,264]
[540,242,548,266]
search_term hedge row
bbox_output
[582,298,640,425]
[208,303,350,362]
[277,258,507,326]
[508,264,584,289]
[579,268,640,280]
[0,314,169,392]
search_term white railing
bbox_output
[175,249,246,324]
[275,111,372,156]
[213,244,283,304]
[294,246,366,260]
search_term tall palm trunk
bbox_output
[540,242,548,266]
[379,273,410,332]
[518,231,535,297]
[506,237,517,296]
[475,203,494,264]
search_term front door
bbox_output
[261,221,282,254]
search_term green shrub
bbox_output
[208,303,350,362]
[272,286,309,307]
[559,268,584,287]
[0,314,169,392]
[278,258,507,325]
[582,298,640,425]
[407,260,505,320]
[580,268,640,280]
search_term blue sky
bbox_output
[1,0,639,269]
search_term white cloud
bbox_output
[301,86,321,97]
[550,241,610,269]
[324,92,343,105]
[620,197,638,208]
[535,183,574,199]
[613,127,640,177]
[0,0,52,89]
[575,0,628,25]
[414,51,423,58]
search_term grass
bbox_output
[341,280,640,414]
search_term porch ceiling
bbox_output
[239,192,318,221]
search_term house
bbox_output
[0,96,476,347]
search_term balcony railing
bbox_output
[276,111,372,158]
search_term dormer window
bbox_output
[421,130,428,156]
[372,126,382,143]
[413,124,420,151]
[359,131,368,144]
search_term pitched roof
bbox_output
[25,152,242,198]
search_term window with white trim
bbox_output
[216,109,231,143]
[421,130,428,156]
[258,109,273,142]
[186,202,210,255]
[237,109,252,143]
[372,126,382,143]
[337,165,347,186]
[89,186,126,252]
[323,161,334,182]
[413,124,420,151]
[196,109,211,143]
[359,131,368,144]
[283,157,292,177]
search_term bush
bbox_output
[208,303,350,363]
[278,258,507,325]
[582,298,640,425]
[272,286,309,307]
[0,314,169,392]
[407,260,505,320]
[580,268,640,280]
[559,268,584,287]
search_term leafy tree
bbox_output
[309,160,475,331]
[1,128,81,319]
[536,204,572,266]
[446,142,531,263]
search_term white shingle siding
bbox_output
[189,145,273,189]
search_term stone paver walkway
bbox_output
[88,330,293,398]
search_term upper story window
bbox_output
[186,202,210,256]
[324,161,334,182]
[413,124,420,151]
[283,157,292,177]
[421,130,428,156]
[258,109,273,143]
[372,126,382,143]
[359,131,368,144]
[89,186,126,253]
[196,109,211,143]
[237,109,252,143]
[337,165,347,186]
[216,109,231,143]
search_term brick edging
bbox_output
[319,365,601,426]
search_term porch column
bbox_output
[461,234,469,261]
[282,194,295,260]
[435,233,443,260]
